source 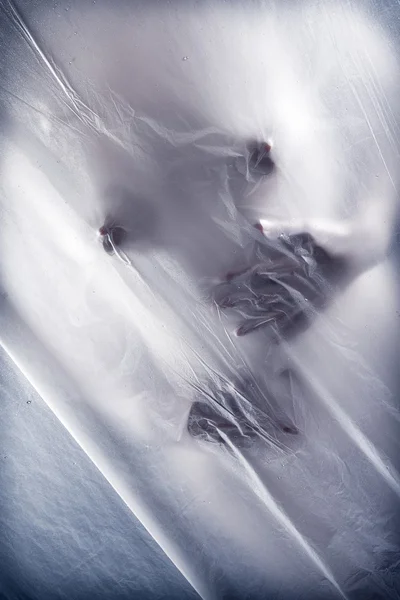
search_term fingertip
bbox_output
[281,424,299,435]
[98,225,108,236]
[236,324,247,337]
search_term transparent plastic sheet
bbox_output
[1,0,400,598]
[0,346,200,600]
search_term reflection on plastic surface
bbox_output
[0,0,400,598]
[0,347,200,600]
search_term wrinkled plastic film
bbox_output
[1,0,400,598]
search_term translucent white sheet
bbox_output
[1,0,400,598]
[0,346,200,600]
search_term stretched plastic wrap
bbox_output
[1,0,400,598]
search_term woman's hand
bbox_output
[214,227,350,338]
